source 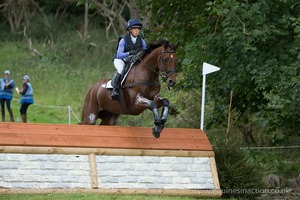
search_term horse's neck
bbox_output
[139,53,160,79]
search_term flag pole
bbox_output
[200,74,206,130]
[200,62,220,131]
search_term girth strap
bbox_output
[118,88,133,115]
[123,82,160,88]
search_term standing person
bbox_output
[111,18,147,100]
[16,75,34,123]
[0,70,15,122]
[0,77,4,121]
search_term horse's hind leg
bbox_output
[99,111,119,125]
[81,97,99,125]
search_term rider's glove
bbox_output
[129,49,139,55]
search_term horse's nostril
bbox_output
[168,80,176,87]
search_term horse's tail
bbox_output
[80,85,94,124]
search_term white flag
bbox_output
[203,62,220,75]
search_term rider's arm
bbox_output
[5,80,15,89]
[19,83,29,95]
[116,39,130,59]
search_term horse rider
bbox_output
[0,70,15,122]
[111,18,147,100]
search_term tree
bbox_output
[141,0,300,138]
[0,0,37,34]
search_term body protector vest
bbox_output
[116,33,143,54]
[20,82,34,104]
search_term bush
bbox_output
[208,107,264,199]
[213,131,264,199]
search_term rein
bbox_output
[123,49,176,88]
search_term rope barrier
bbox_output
[12,98,81,124]
[240,146,300,150]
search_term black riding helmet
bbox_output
[126,19,143,31]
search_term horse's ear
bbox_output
[174,42,180,50]
[163,39,169,48]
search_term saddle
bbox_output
[102,50,144,89]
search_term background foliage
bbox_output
[140,0,300,141]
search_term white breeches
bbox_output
[114,59,125,74]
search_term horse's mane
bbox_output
[141,38,175,59]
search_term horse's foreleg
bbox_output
[159,98,169,126]
[136,93,161,123]
[136,94,163,138]
[149,101,164,138]
[149,101,163,126]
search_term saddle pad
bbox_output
[102,80,113,89]
[102,63,134,89]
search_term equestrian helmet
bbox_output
[126,19,143,31]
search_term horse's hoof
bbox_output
[152,126,162,138]
[152,131,160,138]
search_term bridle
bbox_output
[124,46,176,88]
[158,50,176,82]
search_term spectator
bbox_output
[0,77,4,121]
[0,70,15,122]
[16,75,34,123]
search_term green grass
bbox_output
[0,193,237,200]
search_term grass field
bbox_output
[0,193,237,200]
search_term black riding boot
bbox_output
[21,114,27,123]
[1,109,4,122]
[111,73,121,100]
[8,109,15,122]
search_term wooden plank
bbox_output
[210,157,221,190]
[0,188,222,197]
[0,146,215,157]
[0,123,208,140]
[0,123,212,151]
[88,153,98,189]
[0,132,211,150]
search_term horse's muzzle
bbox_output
[167,79,176,87]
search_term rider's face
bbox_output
[129,28,141,37]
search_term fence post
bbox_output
[68,106,71,125]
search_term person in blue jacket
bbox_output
[0,70,15,122]
[0,77,4,121]
[111,18,147,100]
[16,75,34,123]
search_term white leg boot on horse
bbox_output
[111,73,121,100]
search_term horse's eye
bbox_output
[162,57,167,62]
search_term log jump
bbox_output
[0,123,221,197]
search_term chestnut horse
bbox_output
[81,39,178,138]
